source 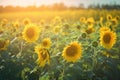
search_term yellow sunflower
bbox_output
[86,17,95,26]
[100,30,117,49]
[23,18,31,25]
[1,18,8,26]
[80,17,86,23]
[111,18,118,25]
[0,39,9,51]
[40,19,45,25]
[41,38,51,49]
[62,42,82,62]
[105,21,112,27]
[99,26,110,33]
[12,21,19,29]
[53,26,61,34]
[22,24,40,43]
[107,14,112,21]
[85,25,95,34]
[35,45,50,67]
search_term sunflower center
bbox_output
[26,27,35,38]
[43,41,48,47]
[103,33,111,43]
[0,41,5,48]
[66,45,77,57]
[41,51,47,60]
[108,16,111,20]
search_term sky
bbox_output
[0,0,120,7]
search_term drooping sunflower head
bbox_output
[100,30,117,49]
[62,42,82,62]
[41,38,51,49]
[0,39,9,51]
[22,24,40,43]
[35,45,50,67]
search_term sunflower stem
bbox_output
[92,47,97,71]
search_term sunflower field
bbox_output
[0,9,120,80]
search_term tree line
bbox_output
[0,3,120,12]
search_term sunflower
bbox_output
[111,18,118,25]
[1,18,8,26]
[12,21,19,29]
[99,26,110,33]
[41,38,51,49]
[40,19,45,25]
[35,45,50,67]
[86,17,95,26]
[62,42,82,62]
[0,39,9,51]
[22,24,40,43]
[105,22,112,27]
[0,30,3,34]
[85,25,95,34]
[115,16,120,20]
[107,14,112,21]
[23,18,31,25]
[80,17,86,24]
[100,30,117,49]
[53,26,61,34]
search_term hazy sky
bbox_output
[0,0,120,7]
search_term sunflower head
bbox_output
[12,21,19,29]
[107,14,112,21]
[23,18,31,25]
[85,25,95,34]
[62,42,82,62]
[53,26,61,34]
[0,39,9,51]
[111,18,118,25]
[105,22,112,27]
[86,17,95,26]
[22,24,40,43]
[35,45,50,67]
[0,30,3,34]
[115,16,120,20]
[40,19,45,25]
[1,18,8,26]
[81,33,87,38]
[41,38,51,49]
[100,30,117,49]
[80,17,86,23]
[99,26,110,33]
